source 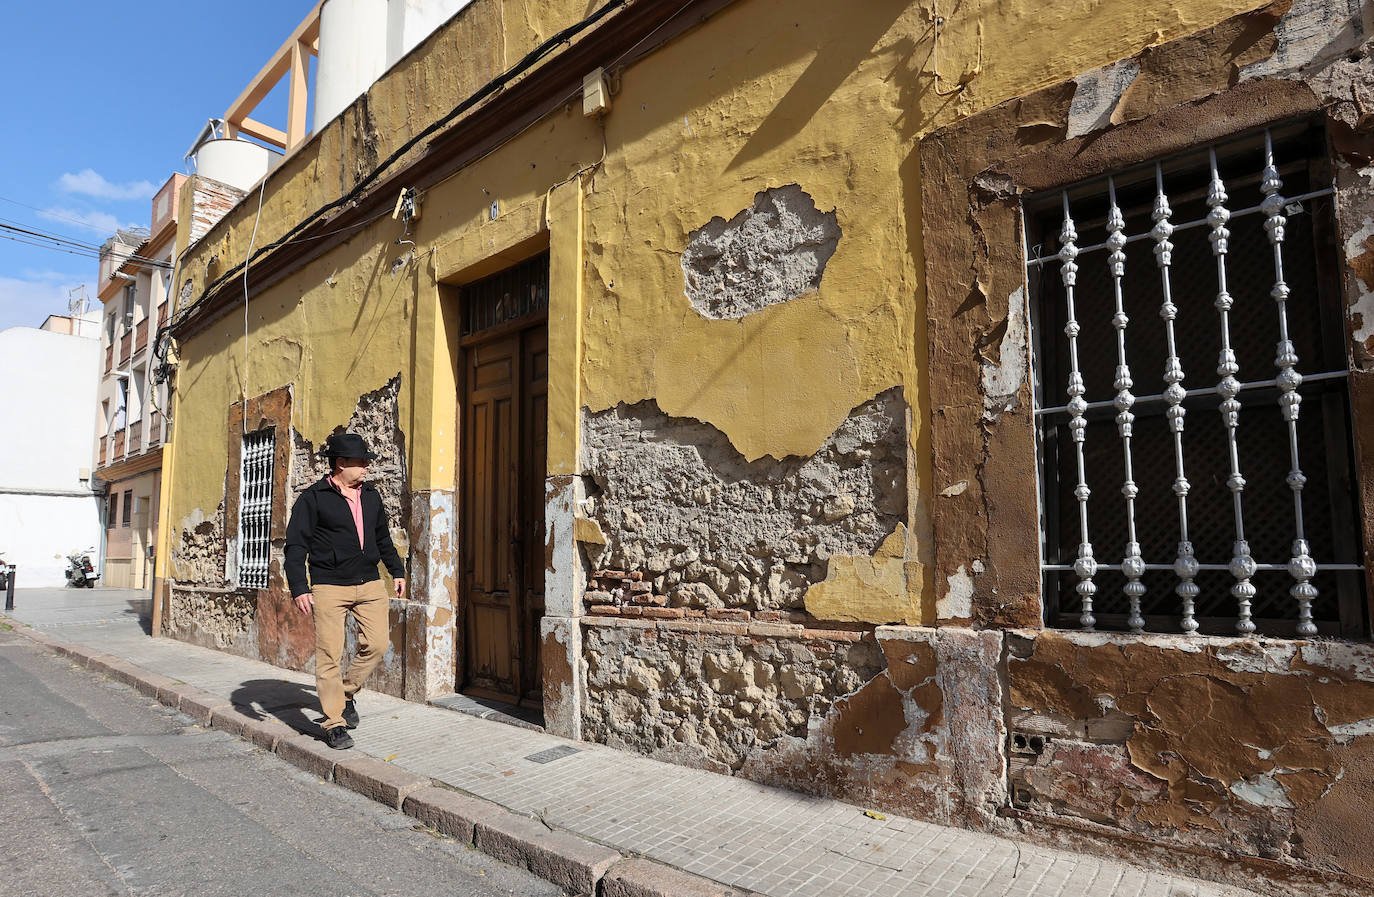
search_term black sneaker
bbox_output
[324,726,354,750]
[342,700,359,730]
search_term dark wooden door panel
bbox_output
[520,328,548,703]
[463,335,519,696]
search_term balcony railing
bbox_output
[98,439,107,465]
[112,429,125,459]
[129,421,142,454]
[104,344,113,372]
[119,331,131,364]
[135,318,148,353]
[149,410,162,446]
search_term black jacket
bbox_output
[284,476,405,597]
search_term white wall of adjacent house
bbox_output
[314,0,474,132]
[0,325,102,586]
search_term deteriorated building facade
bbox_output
[157,1,1374,894]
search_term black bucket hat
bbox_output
[325,432,378,460]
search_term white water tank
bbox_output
[194,139,280,192]
[314,0,389,133]
[386,0,473,68]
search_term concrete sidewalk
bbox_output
[3,588,1262,897]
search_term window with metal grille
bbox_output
[121,491,132,528]
[1027,121,1367,638]
[460,251,549,337]
[237,428,275,591]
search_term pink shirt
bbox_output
[329,476,366,549]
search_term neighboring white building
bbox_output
[0,315,103,586]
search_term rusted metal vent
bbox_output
[1026,120,1367,638]
[460,250,550,337]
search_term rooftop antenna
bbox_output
[67,284,87,317]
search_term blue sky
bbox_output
[0,1,316,332]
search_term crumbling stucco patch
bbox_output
[680,184,840,319]
[582,621,883,773]
[163,586,254,648]
[581,388,906,611]
[172,503,227,585]
[739,626,1006,828]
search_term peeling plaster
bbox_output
[1345,216,1374,354]
[979,287,1028,422]
[1328,718,1374,742]
[938,564,975,620]
[680,184,841,320]
[1239,0,1370,81]
[1009,632,1374,869]
[1217,641,1300,674]
[1066,58,1140,138]
[581,388,906,611]
[1231,772,1298,810]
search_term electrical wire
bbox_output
[241,176,267,433]
[0,223,172,268]
[172,0,630,332]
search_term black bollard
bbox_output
[3,566,13,611]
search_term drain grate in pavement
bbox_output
[524,745,580,764]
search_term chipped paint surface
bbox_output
[980,287,1028,421]
[804,525,918,625]
[1008,631,1374,877]
[739,626,1006,828]
[541,616,581,740]
[937,563,975,621]
[1345,215,1374,358]
[1066,58,1140,138]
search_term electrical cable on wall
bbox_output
[241,175,268,434]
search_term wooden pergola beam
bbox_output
[224,1,322,152]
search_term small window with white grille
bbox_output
[1027,120,1367,638]
[237,428,276,591]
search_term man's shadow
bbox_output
[230,679,327,738]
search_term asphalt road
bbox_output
[0,624,563,897]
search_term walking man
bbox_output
[285,433,406,750]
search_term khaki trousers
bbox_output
[313,580,390,730]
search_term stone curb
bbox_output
[334,755,429,809]
[2,620,753,897]
[601,857,749,897]
[475,808,623,895]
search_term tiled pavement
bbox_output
[3,588,1265,897]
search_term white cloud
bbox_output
[38,206,128,236]
[56,168,157,201]
[0,274,94,332]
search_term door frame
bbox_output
[453,248,551,705]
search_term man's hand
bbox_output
[294,592,314,615]
[394,578,406,599]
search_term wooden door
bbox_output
[461,323,548,703]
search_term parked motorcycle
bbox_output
[65,549,99,588]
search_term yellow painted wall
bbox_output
[167,0,1266,591]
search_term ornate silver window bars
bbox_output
[237,428,276,591]
[1030,127,1364,636]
